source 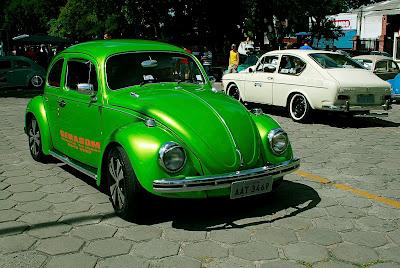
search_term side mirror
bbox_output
[77,83,94,93]
[248,67,253,73]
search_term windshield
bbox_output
[106,52,204,90]
[309,53,365,69]
[243,54,259,66]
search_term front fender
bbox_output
[250,114,294,164]
[96,122,203,195]
[25,96,52,155]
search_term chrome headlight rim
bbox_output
[158,141,187,173]
[268,128,289,155]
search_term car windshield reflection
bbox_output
[309,53,365,69]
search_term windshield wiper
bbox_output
[139,80,154,87]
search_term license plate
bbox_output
[230,177,273,199]
[357,94,375,104]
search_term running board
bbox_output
[49,150,97,179]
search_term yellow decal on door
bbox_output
[60,129,100,154]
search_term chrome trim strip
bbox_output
[153,158,300,193]
[49,150,97,179]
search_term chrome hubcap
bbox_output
[31,76,43,87]
[109,157,125,210]
[292,95,306,119]
[230,87,240,100]
[28,119,40,156]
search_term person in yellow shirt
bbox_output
[228,44,239,73]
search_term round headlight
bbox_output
[268,129,289,155]
[159,142,186,173]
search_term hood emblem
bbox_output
[145,119,156,127]
[236,149,244,167]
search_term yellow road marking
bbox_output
[294,170,400,209]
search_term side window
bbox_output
[66,60,98,93]
[279,55,306,75]
[14,60,30,69]
[256,56,278,72]
[0,61,11,69]
[374,60,388,72]
[388,61,399,72]
[48,59,64,87]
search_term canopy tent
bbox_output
[12,34,71,44]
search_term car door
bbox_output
[57,56,102,167]
[244,55,278,104]
[8,59,32,87]
[386,60,400,80]
[0,59,12,87]
[374,60,389,80]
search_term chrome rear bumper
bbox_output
[152,158,300,193]
[321,100,391,112]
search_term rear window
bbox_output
[309,53,364,69]
[354,59,373,70]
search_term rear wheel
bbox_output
[27,116,46,162]
[107,146,142,220]
[288,93,312,122]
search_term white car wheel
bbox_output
[227,84,240,101]
[289,93,311,122]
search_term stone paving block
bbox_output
[326,206,365,219]
[331,243,379,264]
[116,225,162,242]
[342,231,388,248]
[207,256,255,268]
[7,183,40,193]
[10,191,46,202]
[46,253,98,268]
[37,236,84,255]
[210,229,251,244]
[0,209,23,222]
[131,239,180,259]
[368,206,400,220]
[388,230,400,245]
[96,254,148,268]
[0,251,47,268]
[19,211,62,225]
[0,199,16,210]
[312,217,354,232]
[315,197,339,208]
[272,217,312,230]
[182,240,229,260]
[71,185,99,195]
[153,255,201,268]
[297,207,327,219]
[43,192,80,203]
[70,224,117,240]
[254,227,297,245]
[338,197,372,208]
[313,261,358,268]
[0,234,36,253]
[356,216,397,232]
[2,169,30,178]
[369,263,400,268]
[33,176,66,185]
[27,223,72,239]
[0,190,12,200]
[77,192,109,204]
[53,201,92,214]
[14,200,52,213]
[260,260,306,268]
[101,216,134,228]
[284,242,329,263]
[84,238,132,257]
[39,183,73,194]
[233,241,278,261]
[377,246,400,263]
[162,228,206,242]
[0,221,28,237]
[299,228,342,246]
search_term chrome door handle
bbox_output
[58,100,66,108]
[267,77,273,80]
[254,82,262,87]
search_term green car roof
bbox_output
[63,39,186,58]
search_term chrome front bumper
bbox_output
[152,158,300,193]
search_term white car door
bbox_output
[244,55,278,104]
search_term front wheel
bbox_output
[227,84,241,101]
[288,93,312,122]
[27,116,46,162]
[107,146,142,221]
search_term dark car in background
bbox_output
[0,56,46,89]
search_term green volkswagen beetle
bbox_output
[25,40,300,220]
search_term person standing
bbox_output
[201,46,212,75]
[299,42,313,50]
[228,44,239,73]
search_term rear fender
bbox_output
[25,96,52,155]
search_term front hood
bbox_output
[110,84,261,173]
[326,69,390,88]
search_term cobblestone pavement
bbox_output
[0,93,400,268]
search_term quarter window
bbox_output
[388,61,399,72]
[374,60,388,72]
[0,61,11,69]
[278,55,306,75]
[48,59,64,87]
[14,60,30,69]
[66,60,98,92]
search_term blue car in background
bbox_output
[353,55,400,102]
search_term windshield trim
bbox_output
[104,50,206,91]
[308,52,365,70]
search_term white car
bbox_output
[222,50,392,122]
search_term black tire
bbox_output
[288,93,312,122]
[27,116,46,162]
[29,75,44,89]
[107,146,142,220]
[227,84,241,101]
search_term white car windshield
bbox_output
[106,52,204,90]
[309,53,365,69]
